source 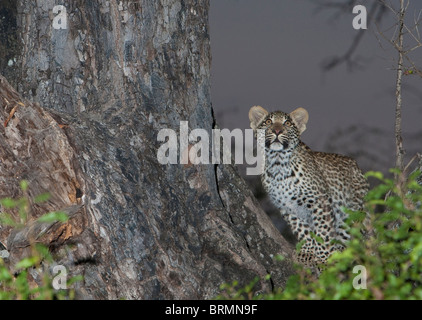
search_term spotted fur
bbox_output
[249,106,368,266]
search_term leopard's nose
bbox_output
[274,128,281,135]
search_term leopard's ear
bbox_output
[290,107,309,134]
[249,106,269,130]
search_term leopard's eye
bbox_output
[264,119,272,125]
[284,120,292,126]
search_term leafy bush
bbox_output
[217,170,422,300]
[0,181,82,300]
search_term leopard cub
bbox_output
[249,106,368,266]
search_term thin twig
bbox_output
[394,0,405,176]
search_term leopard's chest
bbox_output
[262,158,317,223]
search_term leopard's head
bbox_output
[249,106,309,152]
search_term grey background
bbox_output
[209,0,422,176]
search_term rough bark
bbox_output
[0,0,294,299]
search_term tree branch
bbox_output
[394,0,405,175]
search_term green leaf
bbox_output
[17,198,29,222]
[0,198,16,209]
[364,171,384,180]
[0,266,13,282]
[274,254,285,262]
[367,199,386,206]
[37,211,68,223]
[20,180,29,192]
[346,210,367,222]
[34,243,53,262]
[296,239,305,253]
[66,275,84,287]
[34,193,51,203]
[379,211,400,223]
[0,212,18,227]
[365,184,391,201]
[16,256,39,269]
[310,231,324,245]
[15,270,30,299]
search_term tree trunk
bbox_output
[0,0,294,299]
